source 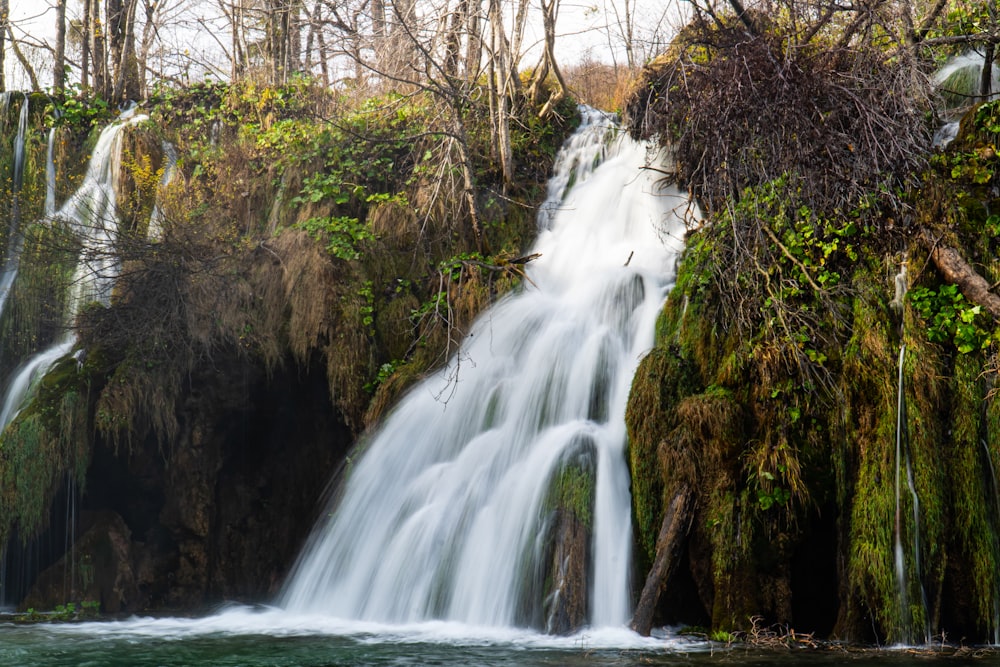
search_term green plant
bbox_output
[358,281,375,336]
[46,91,111,130]
[296,215,372,260]
[909,283,994,354]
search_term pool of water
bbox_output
[0,607,991,667]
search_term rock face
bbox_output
[23,511,137,613]
[542,509,590,634]
[12,357,350,613]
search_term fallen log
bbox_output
[918,228,1000,321]
[630,486,693,636]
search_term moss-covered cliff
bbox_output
[0,81,577,612]
[622,16,1000,643]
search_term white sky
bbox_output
[5,0,686,91]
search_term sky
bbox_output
[5,0,686,92]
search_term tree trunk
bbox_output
[535,0,568,119]
[92,0,109,99]
[81,0,91,92]
[288,0,303,78]
[54,0,67,93]
[630,487,693,637]
[981,42,995,102]
[487,0,512,184]
[109,0,140,103]
[0,0,7,92]
[464,0,481,80]
[444,0,466,78]
[7,26,39,90]
[138,0,160,97]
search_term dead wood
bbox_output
[630,486,693,636]
[918,227,1000,321]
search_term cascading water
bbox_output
[147,141,177,240]
[0,94,31,321]
[45,126,57,218]
[893,342,931,645]
[0,109,145,432]
[282,108,694,631]
[934,50,1000,147]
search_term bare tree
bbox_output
[54,0,67,93]
[82,0,92,92]
[0,0,7,92]
[109,0,142,101]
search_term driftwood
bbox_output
[918,228,1000,321]
[630,486,693,636]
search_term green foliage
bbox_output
[357,281,376,335]
[735,175,861,296]
[296,214,372,260]
[15,600,100,622]
[46,93,111,132]
[908,283,993,353]
[976,101,1000,135]
[750,470,792,511]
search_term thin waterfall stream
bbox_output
[281,109,694,631]
[0,110,145,432]
[0,94,31,323]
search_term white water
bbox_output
[282,108,692,631]
[893,343,930,645]
[0,110,146,432]
[45,127,57,217]
[935,51,1000,102]
[147,141,178,240]
[0,95,30,322]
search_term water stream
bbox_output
[0,110,146,432]
[0,94,30,323]
[281,108,691,630]
[893,343,930,645]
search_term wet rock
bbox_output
[21,511,137,614]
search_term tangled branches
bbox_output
[623,12,939,396]
[628,20,931,223]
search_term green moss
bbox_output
[0,355,93,545]
[546,459,595,529]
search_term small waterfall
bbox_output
[282,109,692,630]
[893,345,909,640]
[12,93,29,194]
[61,472,80,604]
[893,343,930,645]
[0,110,146,433]
[934,50,1000,147]
[45,126,57,217]
[984,431,1000,645]
[147,141,178,240]
[0,95,31,321]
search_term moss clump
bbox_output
[0,354,94,545]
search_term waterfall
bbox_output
[45,126,57,218]
[12,93,28,195]
[147,141,177,240]
[893,343,930,645]
[0,95,31,322]
[282,108,693,630]
[0,110,146,433]
[934,50,1000,147]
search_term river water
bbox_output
[0,609,988,666]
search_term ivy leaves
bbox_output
[909,283,994,354]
